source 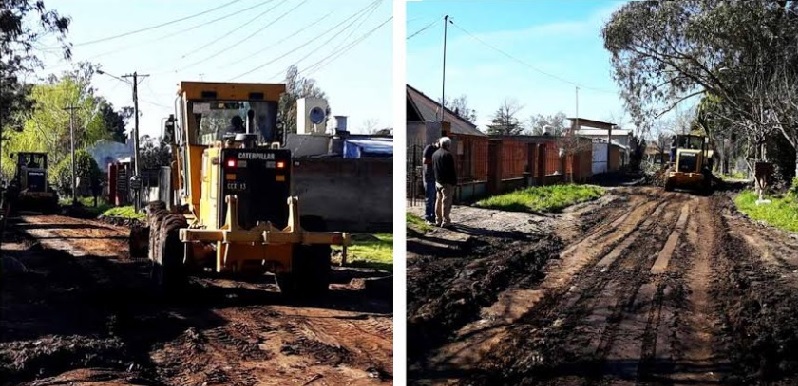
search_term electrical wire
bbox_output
[162,0,309,75]
[228,0,382,81]
[300,16,392,78]
[212,11,332,70]
[282,0,381,75]
[265,4,380,81]
[407,16,442,40]
[451,21,616,94]
[72,0,244,47]
[45,1,275,71]
[178,0,284,59]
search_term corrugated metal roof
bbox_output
[407,84,486,137]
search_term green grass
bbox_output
[734,191,798,233]
[102,205,145,221]
[333,233,392,272]
[406,213,433,233]
[476,184,605,213]
[59,196,113,216]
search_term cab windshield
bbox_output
[677,136,705,150]
[186,100,278,145]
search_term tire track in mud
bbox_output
[464,193,727,385]
[710,196,798,384]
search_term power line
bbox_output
[72,0,244,47]
[163,0,309,75]
[263,3,381,80]
[213,11,333,71]
[178,0,284,60]
[228,0,382,81]
[287,0,382,74]
[407,16,442,40]
[301,16,392,78]
[44,0,271,71]
[450,21,616,94]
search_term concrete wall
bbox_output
[293,157,392,233]
[284,134,331,157]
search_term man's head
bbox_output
[231,115,244,129]
[439,137,451,150]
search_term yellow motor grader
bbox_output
[664,134,715,194]
[129,82,350,297]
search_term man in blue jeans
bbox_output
[422,138,439,224]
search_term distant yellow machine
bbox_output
[664,134,715,194]
[130,82,350,297]
[6,152,59,213]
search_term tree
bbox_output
[98,100,134,143]
[1,0,71,129]
[278,65,328,136]
[602,0,798,183]
[0,65,115,178]
[49,149,102,196]
[440,95,477,123]
[139,135,171,170]
[486,99,524,136]
[527,111,567,136]
[360,118,380,134]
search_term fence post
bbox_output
[537,143,546,186]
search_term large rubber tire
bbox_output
[157,214,188,291]
[277,215,332,299]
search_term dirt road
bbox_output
[408,186,798,385]
[1,214,392,386]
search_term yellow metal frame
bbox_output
[179,195,351,272]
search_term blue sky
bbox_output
[31,0,392,138]
[407,0,638,131]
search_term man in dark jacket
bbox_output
[432,137,457,227]
[421,138,439,224]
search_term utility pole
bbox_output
[440,15,450,125]
[121,71,148,211]
[64,105,80,205]
[575,86,579,136]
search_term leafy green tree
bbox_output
[602,0,798,182]
[50,149,102,196]
[1,0,71,129]
[139,135,171,169]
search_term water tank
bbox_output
[334,116,348,133]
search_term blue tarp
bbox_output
[343,139,393,158]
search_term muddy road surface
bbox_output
[407,186,798,385]
[1,214,392,386]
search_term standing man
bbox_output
[422,138,439,224]
[432,137,457,228]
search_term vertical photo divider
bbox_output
[391,0,408,384]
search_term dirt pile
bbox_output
[407,232,563,359]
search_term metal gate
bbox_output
[407,142,423,207]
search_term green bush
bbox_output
[50,150,103,196]
[789,177,798,198]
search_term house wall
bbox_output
[293,157,392,233]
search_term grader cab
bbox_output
[129,82,350,297]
